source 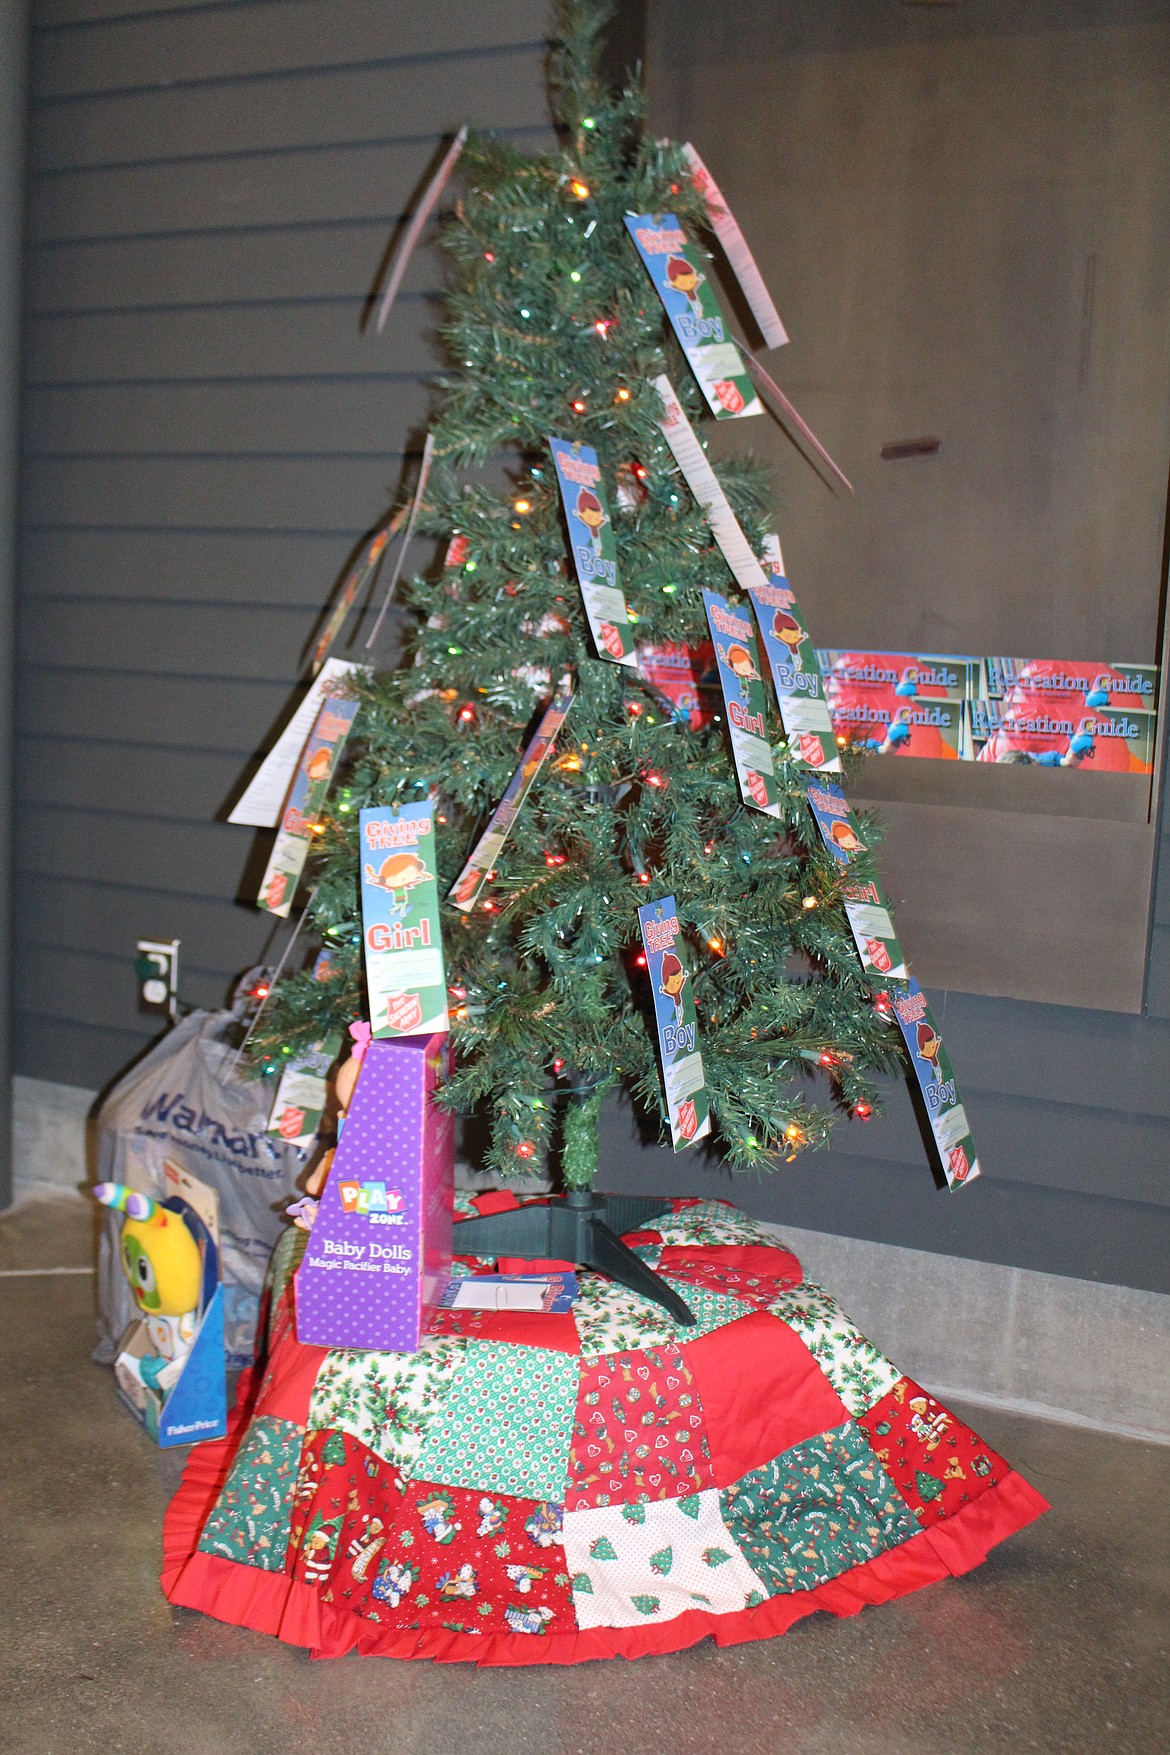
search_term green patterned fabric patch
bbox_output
[198,1414,304,1570]
[649,1202,778,1249]
[720,1421,920,1594]
[410,1342,579,1501]
[264,1225,307,1340]
[573,1273,751,1358]
[307,1334,466,1474]
[769,1281,901,1415]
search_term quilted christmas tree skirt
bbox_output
[161,1201,1048,1664]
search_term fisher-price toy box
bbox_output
[295,1034,454,1353]
[111,1175,227,1449]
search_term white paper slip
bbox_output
[842,900,898,943]
[664,1050,708,1107]
[682,144,789,350]
[654,376,771,595]
[450,1281,548,1312]
[229,659,359,827]
[369,946,446,993]
[777,694,835,736]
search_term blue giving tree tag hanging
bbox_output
[625,214,762,419]
[804,776,908,983]
[746,534,841,774]
[548,436,636,666]
[359,802,449,1038]
[703,589,782,816]
[890,981,982,1191]
[638,896,711,1150]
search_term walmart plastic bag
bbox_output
[94,1010,309,1369]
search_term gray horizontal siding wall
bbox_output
[18,0,554,1086]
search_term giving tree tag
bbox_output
[747,533,841,773]
[890,981,982,1191]
[703,589,782,816]
[638,896,711,1150]
[267,1031,342,1149]
[450,681,574,912]
[625,214,762,419]
[803,776,908,982]
[548,435,636,666]
[359,802,449,1038]
[258,692,360,918]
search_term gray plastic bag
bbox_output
[93,1010,310,1368]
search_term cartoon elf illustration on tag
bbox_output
[576,487,608,555]
[915,1019,943,1081]
[665,253,705,315]
[715,640,761,700]
[659,951,689,1026]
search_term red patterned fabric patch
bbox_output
[658,1245,802,1308]
[685,1310,849,1488]
[858,1378,1010,1524]
[285,1432,577,1638]
[566,1345,716,1512]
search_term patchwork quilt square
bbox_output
[566,1344,716,1510]
[572,1273,752,1358]
[329,1475,575,1640]
[859,1377,1010,1524]
[409,1342,578,1500]
[647,1200,780,1249]
[563,1489,768,1628]
[685,1309,849,1487]
[307,1334,466,1474]
[769,1281,901,1415]
[720,1421,920,1594]
[197,1413,304,1571]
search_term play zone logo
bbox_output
[338,1180,404,1216]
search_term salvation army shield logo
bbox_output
[384,992,424,1035]
[277,1105,306,1141]
[746,770,769,809]
[798,733,825,767]
[949,1144,970,1184]
[678,1098,699,1141]
[713,379,745,414]
[865,937,893,974]
[599,621,625,659]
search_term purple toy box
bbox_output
[295,1034,453,1352]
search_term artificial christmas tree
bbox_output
[250,0,958,1219]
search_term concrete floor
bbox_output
[3,1195,1169,1755]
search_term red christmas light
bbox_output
[483,250,496,262]
[819,1051,837,1069]
[643,771,666,789]
[637,872,650,885]
[457,704,476,723]
[571,398,587,413]
[516,1140,536,1159]
[552,1057,565,1075]
[855,1101,873,1120]
[626,700,643,717]
[634,953,647,967]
